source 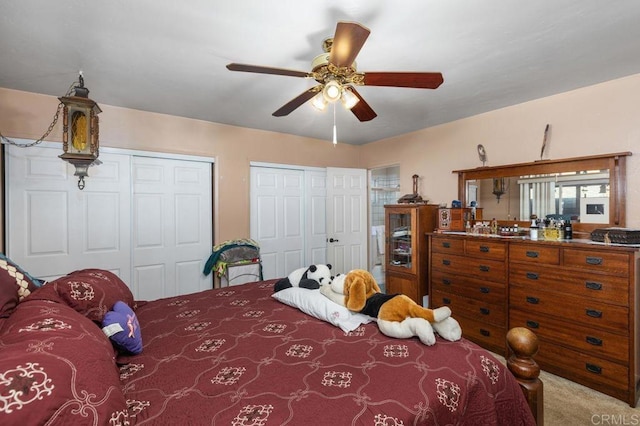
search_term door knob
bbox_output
[329,238,339,243]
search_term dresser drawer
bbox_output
[509,265,629,307]
[509,243,560,265]
[563,248,630,277]
[431,269,506,304]
[510,285,629,333]
[454,315,506,354]
[432,290,505,326]
[535,342,628,401]
[465,239,506,260]
[510,309,629,364]
[431,252,506,282]
[431,237,465,255]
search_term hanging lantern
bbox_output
[59,74,102,190]
[492,177,506,203]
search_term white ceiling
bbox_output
[2,1,640,145]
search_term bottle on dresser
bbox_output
[564,220,573,239]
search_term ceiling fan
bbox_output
[226,21,444,122]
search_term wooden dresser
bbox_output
[430,234,508,354]
[428,233,640,407]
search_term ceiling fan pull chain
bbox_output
[332,103,337,146]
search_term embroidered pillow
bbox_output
[0,299,128,423]
[102,301,143,354]
[28,269,134,323]
[0,253,40,318]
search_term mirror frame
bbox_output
[453,152,632,234]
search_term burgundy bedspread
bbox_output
[119,280,535,425]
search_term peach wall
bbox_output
[0,87,362,245]
[2,72,639,249]
[360,73,640,228]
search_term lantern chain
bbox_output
[0,81,78,148]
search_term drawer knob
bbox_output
[586,309,603,318]
[586,336,603,346]
[480,329,490,337]
[480,307,490,315]
[442,259,451,266]
[526,251,539,258]
[526,320,539,329]
[585,281,603,291]
[586,256,603,265]
[479,265,490,272]
[586,363,602,374]
[479,246,489,253]
[526,296,539,304]
[526,272,539,280]
[442,242,451,248]
[442,298,451,305]
[442,278,451,286]
[480,287,490,294]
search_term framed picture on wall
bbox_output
[580,197,609,224]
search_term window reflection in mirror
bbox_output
[468,170,610,224]
[455,152,630,232]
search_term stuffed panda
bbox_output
[274,264,333,292]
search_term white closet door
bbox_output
[132,156,212,300]
[250,167,304,280]
[326,167,368,274]
[5,144,131,282]
[305,169,327,265]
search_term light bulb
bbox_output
[311,92,327,111]
[341,87,359,109]
[323,80,342,102]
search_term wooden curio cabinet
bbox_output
[384,204,438,304]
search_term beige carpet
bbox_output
[540,369,639,426]
[493,354,640,425]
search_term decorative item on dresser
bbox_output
[427,232,640,407]
[437,207,483,231]
[385,203,438,304]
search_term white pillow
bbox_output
[272,287,373,333]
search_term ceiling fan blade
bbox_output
[227,63,312,78]
[363,72,444,89]
[329,22,371,68]
[272,87,321,117]
[348,87,377,122]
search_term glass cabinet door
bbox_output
[386,208,415,271]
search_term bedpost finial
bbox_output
[507,327,539,358]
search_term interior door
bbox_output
[305,169,327,265]
[250,166,304,280]
[5,144,213,299]
[5,144,131,282]
[132,156,212,300]
[326,167,368,274]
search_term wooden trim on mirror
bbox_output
[453,152,632,233]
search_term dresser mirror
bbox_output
[453,152,631,233]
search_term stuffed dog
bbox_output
[321,269,461,345]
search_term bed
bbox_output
[0,262,540,425]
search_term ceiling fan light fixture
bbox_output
[311,92,327,111]
[323,80,342,103]
[341,86,359,109]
